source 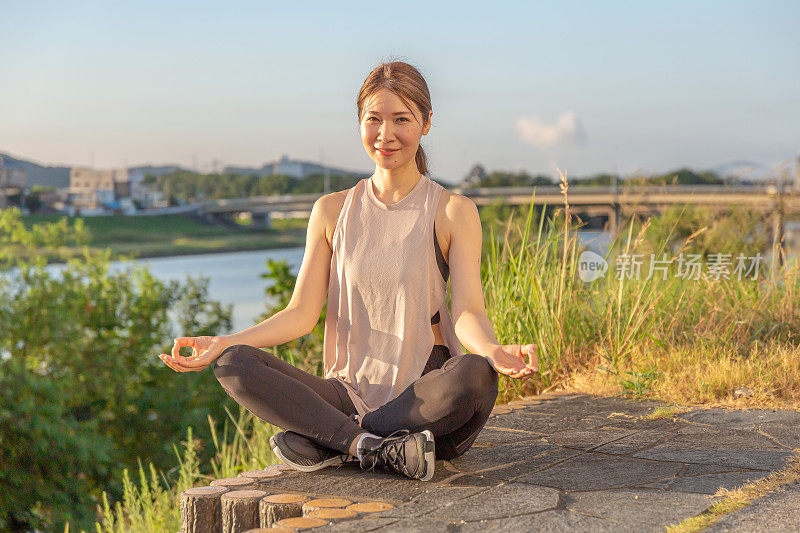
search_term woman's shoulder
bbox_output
[317,185,358,250]
[436,186,477,229]
[433,185,480,262]
[319,186,356,222]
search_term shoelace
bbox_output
[361,429,413,476]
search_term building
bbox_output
[0,155,26,208]
[68,167,165,213]
[127,169,167,208]
[69,167,128,211]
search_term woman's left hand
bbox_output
[488,343,538,379]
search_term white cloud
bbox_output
[515,111,587,149]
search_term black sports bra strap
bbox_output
[433,220,449,282]
[431,220,449,325]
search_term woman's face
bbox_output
[360,87,432,172]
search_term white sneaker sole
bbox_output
[419,429,436,482]
[269,434,347,473]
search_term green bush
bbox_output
[0,207,236,531]
[0,359,115,530]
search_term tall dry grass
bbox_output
[486,169,800,407]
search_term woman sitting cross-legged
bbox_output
[158,60,538,481]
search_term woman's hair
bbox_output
[357,61,432,176]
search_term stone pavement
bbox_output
[253,392,800,532]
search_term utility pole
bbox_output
[609,164,620,237]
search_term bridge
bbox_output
[149,184,798,237]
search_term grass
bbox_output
[485,169,800,409]
[91,405,280,533]
[567,339,800,410]
[666,452,800,532]
[19,213,308,264]
[641,404,691,420]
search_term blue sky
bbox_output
[1,0,798,183]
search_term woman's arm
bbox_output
[220,306,313,350]
[447,195,500,356]
[221,194,335,349]
[448,195,537,378]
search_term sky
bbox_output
[1,0,798,184]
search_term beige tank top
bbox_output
[323,173,464,417]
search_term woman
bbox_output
[159,61,538,482]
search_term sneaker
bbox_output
[358,429,436,481]
[269,431,350,472]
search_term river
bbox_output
[43,247,305,336]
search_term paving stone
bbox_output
[368,518,457,532]
[676,408,800,429]
[566,488,721,527]
[595,417,683,432]
[319,517,456,532]
[490,411,610,434]
[592,429,678,454]
[449,440,561,473]
[641,470,771,494]
[756,421,800,449]
[318,517,399,532]
[459,509,646,533]
[250,461,451,502]
[581,396,670,416]
[524,394,667,418]
[426,482,559,522]
[477,448,583,481]
[515,452,684,490]
[631,428,793,471]
[705,480,800,532]
[440,474,503,488]
[542,428,639,450]
[367,486,490,519]
[472,427,544,446]
[677,426,792,448]
[682,463,759,476]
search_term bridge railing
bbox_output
[453,184,777,197]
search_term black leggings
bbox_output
[212,344,499,461]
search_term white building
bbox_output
[68,167,164,212]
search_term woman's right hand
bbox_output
[159,335,230,372]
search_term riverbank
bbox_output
[19,213,308,265]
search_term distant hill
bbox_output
[0,152,70,188]
[224,154,370,180]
